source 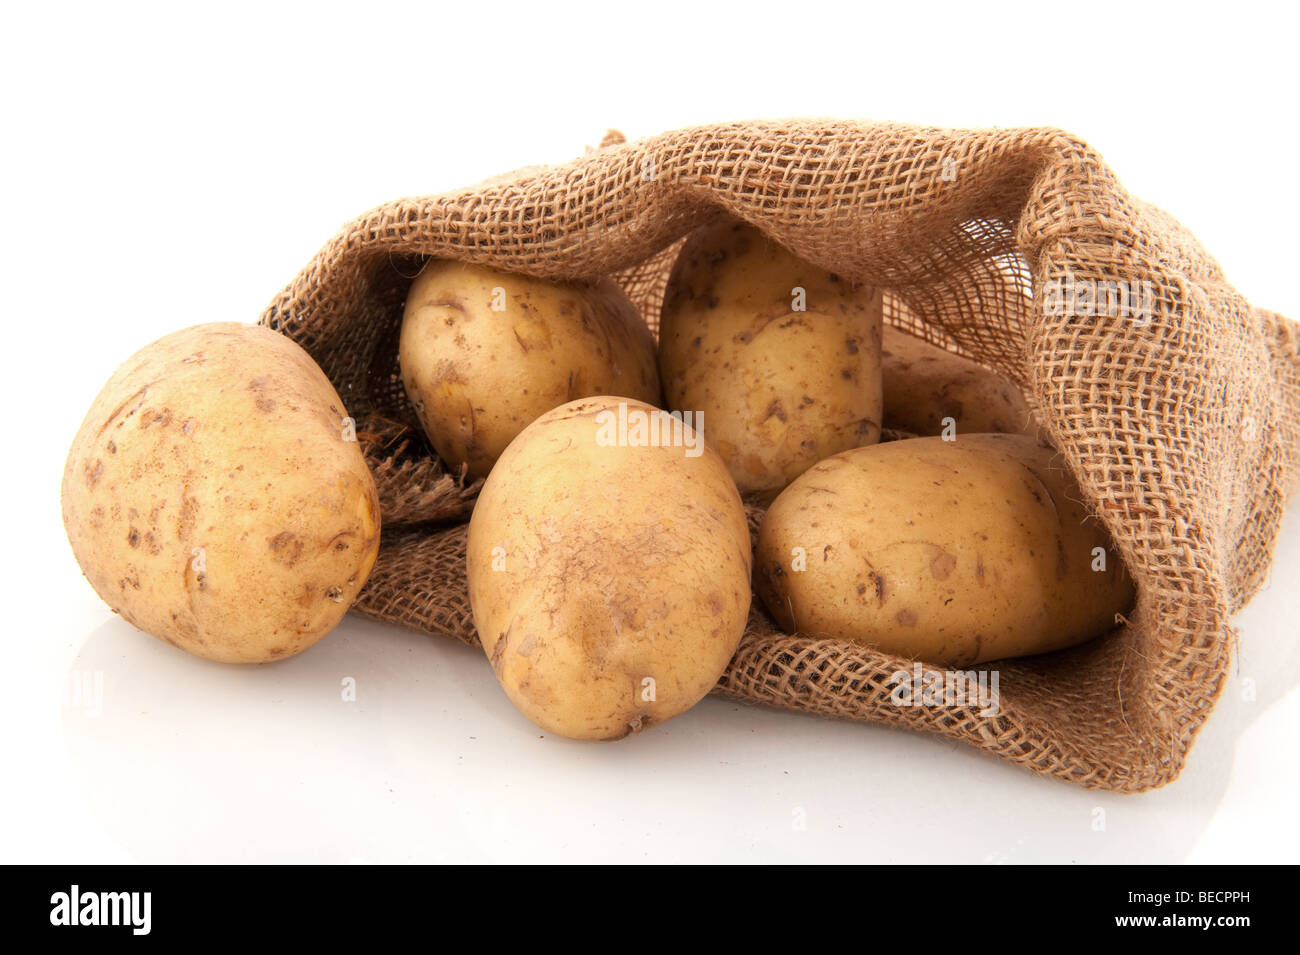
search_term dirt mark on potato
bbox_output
[96,383,154,439]
[928,545,957,580]
[512,318,552,353]
[248,376,277,412]
[269,531,304,566]
[490,623,514,675]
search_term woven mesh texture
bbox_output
[260,120,1299,792]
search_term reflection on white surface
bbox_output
[55,500,1300,863]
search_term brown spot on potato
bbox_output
[269,531,304,566]
[84,460,103,488]
[432,361,467,385]
[140,407,172,429]
[845,337,859,354]
[96,383,152,438]
[624,713,655,735]
[127,528,140,548]
[896,609,918,627]
[490,631,509,674]
[512,318,552,353]
[177,491,198,542]
[248,376,277,412]
[929,547,957,580]
[868,571,887,604]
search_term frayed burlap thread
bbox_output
[260,121,1299,792]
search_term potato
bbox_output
[882,326,1036,437]
[61,323,381,663]
[467,396,752,739]
[755,433,1134,666]
[400,261,660,479]
[658,217,883,499]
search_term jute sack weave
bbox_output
[260,120,1300,793]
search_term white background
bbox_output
[2,1,1296,863]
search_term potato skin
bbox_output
[755,433,1134,666]
[467,396,752,740]
[882,327,1036,436]
[61,323,381,663]
[400,261,660,479]
[658,218,883,499]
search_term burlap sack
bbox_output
[260,121,1300,792]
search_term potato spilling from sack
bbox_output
[61,323,381,663]
[755,433,1134,666]
[467,396,752,739]
[658,217,883,498]
[400,261,661,479]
